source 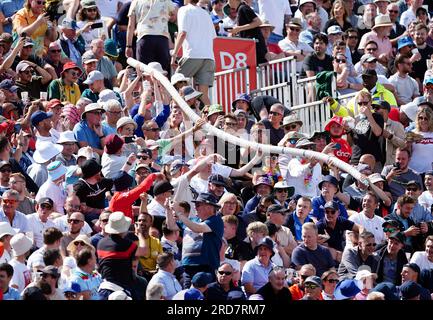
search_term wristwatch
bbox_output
[126,45,132,48]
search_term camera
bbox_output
[124,136,134,143]
[393,162,400,170]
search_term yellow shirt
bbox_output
[13,8,48,57]
[138,236,162,272]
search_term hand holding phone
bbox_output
[91,22,103,29]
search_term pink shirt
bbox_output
[358,31,393,57]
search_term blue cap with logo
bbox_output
[31,111,53,127]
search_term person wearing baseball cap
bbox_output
[376,231,408,284]
[15,59,52,101]
[47,61,82,105]
[174,192,223,287]
[81,70,106,103]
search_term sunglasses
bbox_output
[74,241,86,246]
[289,27,301,32]
[65,292,78,298]
[0,168,12,173]
[335,59,346,63]
[2,199,17,205]
[358,101,370,106]
[304,283,320,289]
[288,138,298,145]
[68,219,83,224]
[40,204,53,210]
[69,71,80,77]
[86,7,97,12]
[388,10,399,13]
[326,279,339,284]
[406,187,419,192]
[100,219,109,223]
[418,116,428,121]
[225,122,238,127]
[218,271,232,276]
[270,111,282,116]
[365,243,377,247]
[50,49,61,53]
[425,84,433,90]
[36,0,46,4]
[325,210,337,215]
[276,189,288,193]
[383,228,396,233]
[137,155,149,160]
[285,124,299,130]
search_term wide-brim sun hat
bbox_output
[372,15,393,30]
[57,130,77,144]
[10,233,33,257]
[0,221,16,239]
[81,103,105,120]
[116,116,137,131]
[105,211,132,234]
[33,141,63,164]
[66,234,93,253]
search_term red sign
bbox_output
[213,37,257,113]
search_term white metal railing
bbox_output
[256,57,297,106]
[291,100,333,135]
[250,82,292,106]
[296,76,318,105]
[210,66,249,113]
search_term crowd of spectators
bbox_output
[0,0,433,302]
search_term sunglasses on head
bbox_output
[68,219,83,224]
[218,270,232,276]
[383,227,396,233]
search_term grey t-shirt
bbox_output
[381,165,423,201]
[17,197,37,215]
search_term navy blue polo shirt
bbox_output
[311,195,348,220]
[316,217,354,252]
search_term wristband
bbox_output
[126,45,132,48]
[126,162,132,166]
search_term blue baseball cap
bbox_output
[192,272,213,288]
[184,288,204,300]
[31,110,53,127]
[397,36,415,51]
[232,93,251,110]
[400,281,421,300]
[192,192,221,208]
[423,77,433,86]
[63,282,81,293]
[0,79,18,92]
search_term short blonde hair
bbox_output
[218,193,241,213]
[302,222,318,234]
[246,222,269,237]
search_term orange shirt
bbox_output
[13,8,48,57]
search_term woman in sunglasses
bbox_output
[12,0,49,58]
[76,0,108,50]
[321,269,339,300]
[408,107,433,174]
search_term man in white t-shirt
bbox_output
[258,0,291,44]
[410,236,433,271]
[278,18,314,73]
[26,198,57,249]
[27,227,63,273]
[389,54,420,105]
[348,192,385,246]
[171,0,217,105]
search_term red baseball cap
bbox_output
[324,116,345,132]
[47,99,63,109]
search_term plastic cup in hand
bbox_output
[40,92,47,100]
[21,91,29,102]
